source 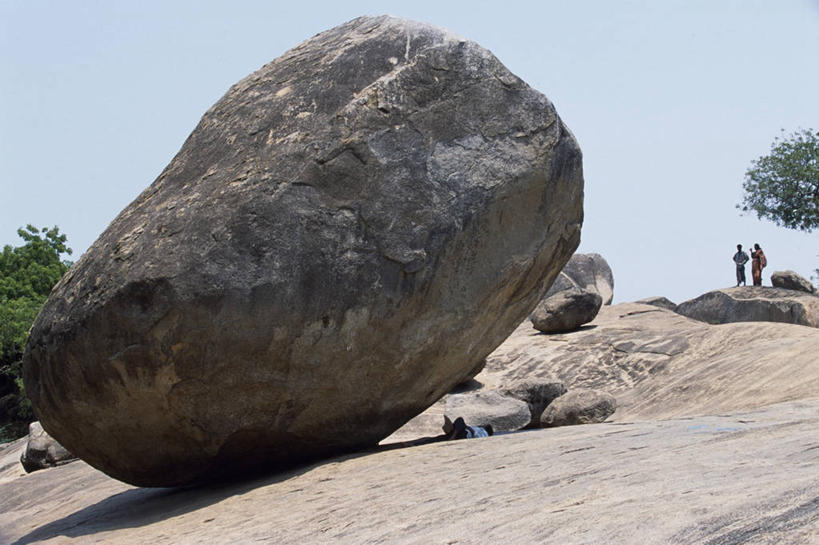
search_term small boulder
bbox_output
[530,289,603,333]
[20,422,77,473]
[546,253,615,305]
[501,379,567,428]
[770,270,817,294]
[540,389,616,427]
[635,296,678,312]
[444,391,531,432]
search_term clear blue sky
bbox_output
[1,0,817,303]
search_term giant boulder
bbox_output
[23,16,583,487]
[675,287,819,328]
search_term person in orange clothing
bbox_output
[750,243,767,286]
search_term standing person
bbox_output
[751,243,766,286]
[733,244,749,286]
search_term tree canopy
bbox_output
[0,225,72,442]
[738,128,819,232]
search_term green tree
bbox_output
[0,225,72,442]
[739,128,819,232]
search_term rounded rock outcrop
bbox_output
[19,421,77,473]
[540,388,616,427]
[545,252,614,304]
[444,391,532,432]
[675,287,819,328]
[501,378,567,428]
[22,16,583,486]
[770,270,816,294]
[634,296,678,312]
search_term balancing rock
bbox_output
[23,15,583,486]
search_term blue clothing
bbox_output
[466,426,490,438]
[733,250,749,285]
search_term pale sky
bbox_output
[1,0,817,304]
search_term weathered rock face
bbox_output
[546,252,614,304]
[19,422,77,473]
[444,391,531,432]
[771,270,816,294]
[675,287,819,328]
[540,388,616,427]
[22,16,583,487]
[530,289,602,333]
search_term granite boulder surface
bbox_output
[22,15,583,487]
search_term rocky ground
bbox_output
[388,303,819,440]
[2,303,818,544]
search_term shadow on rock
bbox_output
[9,460,325,545]
[536,324,598,336]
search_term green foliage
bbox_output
[0,225,72,300]
[738,128,819,232]
[0,225,72,443]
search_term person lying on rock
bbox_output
[443,416,493,439]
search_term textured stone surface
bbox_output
[479,303,819,422]
[634,295,677,311]
[19,422,77,473]
[501,378,566,428]
[771,270,817,294]
[453,359,486,386]
[4,303,819,542]
[675,286,819,328]
[1,400,817,544]
[540,388,616,427]
[545,252,614,304]
[388,301,819,442]
[444,391,531,432]
[530,288,602,332]
[22,16,583,487]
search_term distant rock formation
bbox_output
[634,296,677,311]
[770,270,817,294]
[675,287,819,328]
[530,289,602,333]
[22,16,583,487]
[19,422,76,473]
[546,252,614,305]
